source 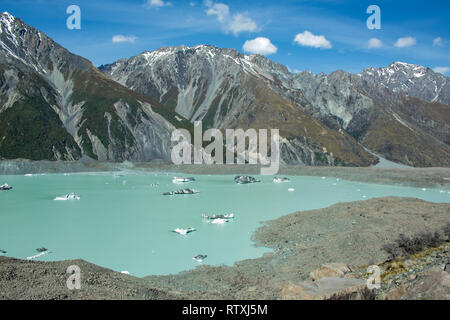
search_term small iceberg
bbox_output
[27,248,51,260]
[234,176,260,184]
[288,188,295,192]
[163,188,199,196]
[202,213,235,220]
[54,193,80,201]
[172,227,196,235]
[273,177,290,183]
[172,177,196,183]
[193,254,207,263]
[24,174,33,177]
[210,218,230,225]
[0,183,12,191]
[121,271,130,275]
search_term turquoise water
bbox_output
[0,172,449,277]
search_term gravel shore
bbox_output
[1,159,449,188]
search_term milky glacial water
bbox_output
[0,172,449,277]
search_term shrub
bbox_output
[382,231,444,259]
[328,287,377,300]
[443,222,450,239]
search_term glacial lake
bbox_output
[0,172,449,277]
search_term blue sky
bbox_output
[1,0,449,74]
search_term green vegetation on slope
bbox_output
[0,95,81,160]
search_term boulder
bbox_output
[386,268,450,300]
[310,263,351,281]
[282,277,367,300]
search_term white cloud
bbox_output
[367,38,383,49]
[243,37,278,55]
[145,0,171,8]
[433,66,450,75]
[394,37,416,48]
[112,35,137,44]
[205,2,229,23]
[227,13,258,35]
[205,1,259,36]
[433,37,443,46]
[294,31,332,49]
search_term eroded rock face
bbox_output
[310,263,351,281]
[0,12,187,162]
[101,45,450,167]
[386,268,450,300]
[281,277,367,300]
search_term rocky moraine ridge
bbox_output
[0,12,449,167]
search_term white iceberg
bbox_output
[0,183,12,190]
[193,254,207,263]
[172,177,196,183]
[54,193,80,201]
[172,227,196,235]
[210,218,230,225]
[27,250,51,260]
[273,177,291,183]
[202,213,235,220]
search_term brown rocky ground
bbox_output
[0,257,185,300]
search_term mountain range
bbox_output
[1,12,449,167]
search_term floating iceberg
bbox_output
[172,177,196,183]
[163,188,199,196]
[210,218,230,224]
[273,177,290,183]
[202,213,235,220]
[0,183,12,190]
[193,254,207,263]
[27,248,51,260]
[172,227,196,235]
[288,188,295,192]
[54,193,80,201]
[234,176,260,184]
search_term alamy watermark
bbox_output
[66,5,81,30]
[366,5,381,30]
[171,121,280,175]
[366,265,381,290]
[66,265,81,290]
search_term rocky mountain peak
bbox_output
[0,11,15,27]
[360,61,449,104]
